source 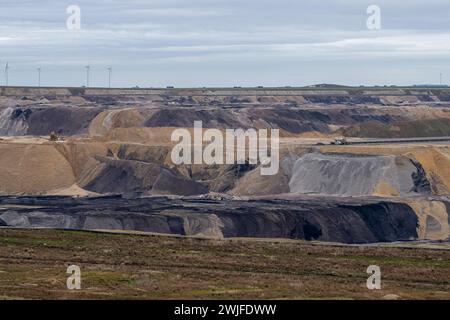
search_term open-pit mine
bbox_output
[0,86,449,244]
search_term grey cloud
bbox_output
[0,0,449,87]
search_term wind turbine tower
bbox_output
[85,65,90,87]
[37,67,41,87]
[108,67,112,88]
[5,62,9,86]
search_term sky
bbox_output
[0,0,449,87]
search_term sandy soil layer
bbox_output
[0,87,449,243]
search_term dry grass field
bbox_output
[0,228,449,300]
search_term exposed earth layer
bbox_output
[0,87,449,244]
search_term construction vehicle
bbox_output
[330,138,348,145]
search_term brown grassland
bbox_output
[0,228,449,300]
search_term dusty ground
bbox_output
[0,228,449,300]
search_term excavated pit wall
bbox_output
[0,196,421,244]
[1,87,450,243]
[1,87,450,138]
[289,153,431,197]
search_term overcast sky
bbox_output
[0,0,449,87]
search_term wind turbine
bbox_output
[5,62,9,86]
[37,67,41,87]
[85,65,90,87]
[107,67,112,88]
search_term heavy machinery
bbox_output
[330,138,348,145]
